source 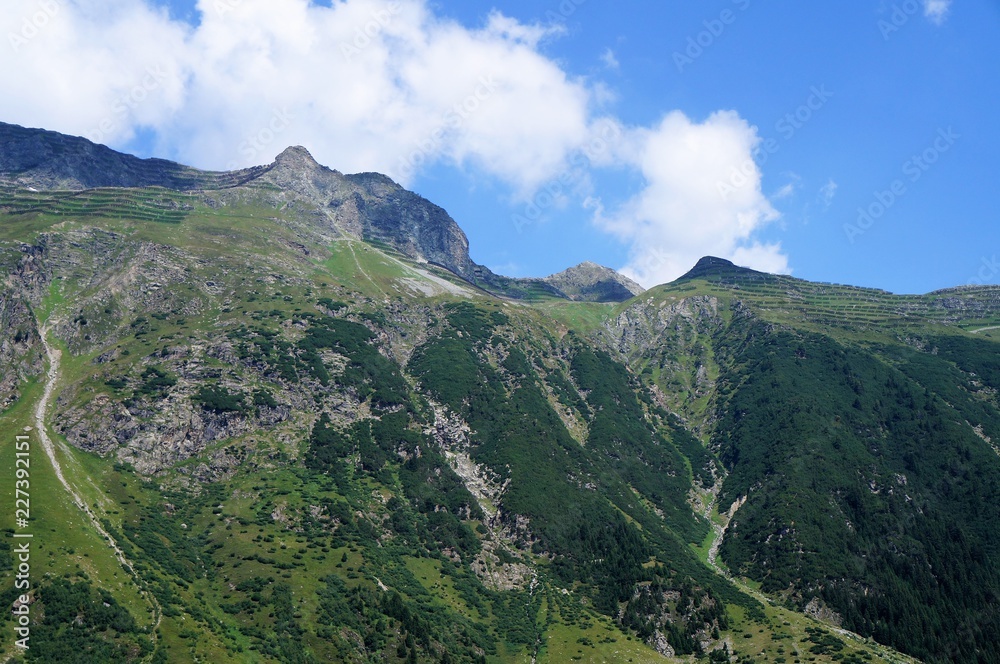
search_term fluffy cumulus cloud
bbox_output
[1,0,592,194]
[1,0,786,286]
[593,111,787,287]
[923,0,951,24]
[2,0,189,146]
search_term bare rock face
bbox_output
[647,630,676,658]
[0,121,263,191]
[804,596,843,627]
[542,261,645,302]
[0,286,42,410]
[254,146,480,283]
[0,243,50,409]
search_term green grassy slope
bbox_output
[0,189,940,664]
[608,261,1000,664]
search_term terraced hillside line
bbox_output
[34,322,162,643]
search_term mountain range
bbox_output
[2,121,1000,664]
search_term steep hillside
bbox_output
[601,258,1000,663]
[4,127,991,663]
[0,211,767,663]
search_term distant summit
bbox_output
[273,145,321,167]
[676,256,770,283]
[543,261,644,302]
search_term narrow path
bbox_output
[34,323,162,648]
[345,241,386,296]
[970,325,1000,334]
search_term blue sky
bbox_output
[3,0,997,293]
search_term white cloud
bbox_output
[819,179,838,208]
[1,0,592,194]
[0,0,786,285]
[1,0,190,146]
[773,183,795,200]
[593,111,787,287]
[923,0,951,24]
[600,48,620,71]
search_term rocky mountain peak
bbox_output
[677,256,766,282]
[0,122,647,301]
[543,261,645,302]
[273,145,323,171]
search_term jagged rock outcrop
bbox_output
[251,146,481,283]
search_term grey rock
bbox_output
[542,260,644,302]
[0,121,263,191]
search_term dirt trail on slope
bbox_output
[701,492,914,662]
[34,323,162,644]
[346,241,386,296]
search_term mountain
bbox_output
[676,256,769,283]
[2,123,1000,664]
[0,122,639,303]
[0,120,259,191]
[542,261,645,302]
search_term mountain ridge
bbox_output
[0,121,642,303]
